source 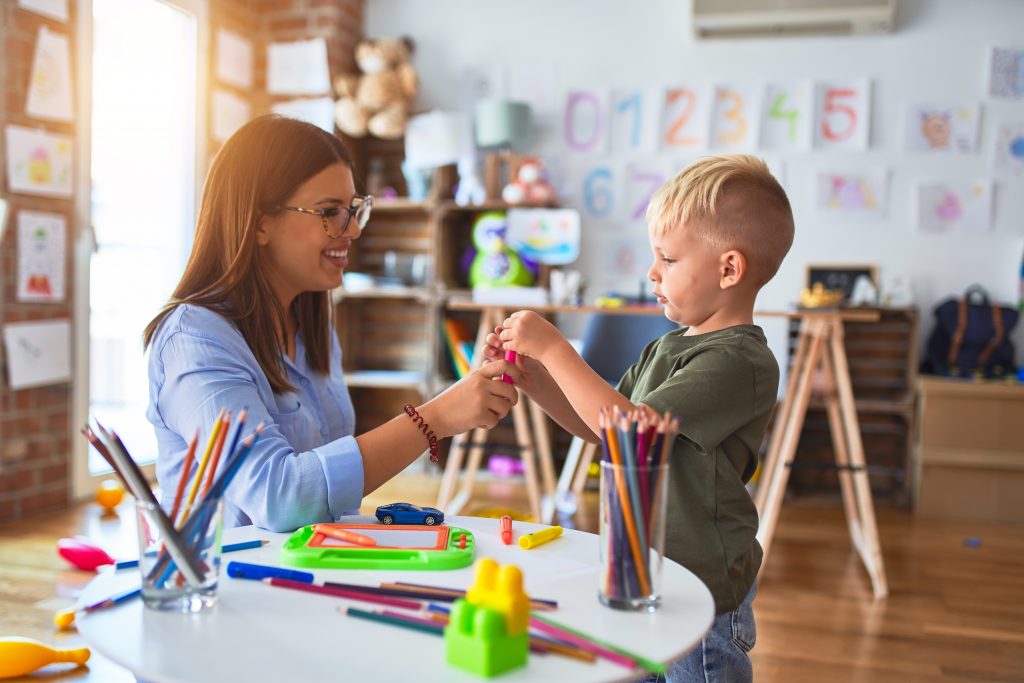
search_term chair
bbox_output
[552,313,678,519]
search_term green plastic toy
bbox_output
[445,599,528,678]
[279,524,475,571]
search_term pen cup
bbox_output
[135,498,224,612]
[598,460,669,612]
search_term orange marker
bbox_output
[312,524,377,546]
[500,515,513,545]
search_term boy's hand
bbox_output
[498,311,566,364]
[484,325,548,394]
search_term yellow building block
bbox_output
[465,557,529,635]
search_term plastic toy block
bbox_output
[465,558,529,635]
[445,599,528,677]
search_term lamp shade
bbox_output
[475,99,531,149]
[404,110,473,170]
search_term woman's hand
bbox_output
[497,310,568,364]
[420,358,520,437]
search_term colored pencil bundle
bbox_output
[598,406,677,606]
[80,409,264,592]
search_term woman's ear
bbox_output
[255,215,272,246]
[720,249,747,289]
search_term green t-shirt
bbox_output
[617,324,778,614]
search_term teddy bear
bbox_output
[333,36,418,140]
[501,156,556,205]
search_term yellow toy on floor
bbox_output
[0,637,90,678]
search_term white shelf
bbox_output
[344,370,425,390]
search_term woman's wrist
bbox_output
[402,403,440,461]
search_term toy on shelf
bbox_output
[799,282,844,309]
[445,558,529,677]
[375,502,444,525]
[455,155,486,207]
[333,36,418,140]
[501,156,556,206]
[56,537,114,571]
[487,454,524,478]
[466,212,534,289]
[95,478,125,513]
[0,637,90,679]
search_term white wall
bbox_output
[367,0,1024,364]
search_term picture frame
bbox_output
[805,263,879,305]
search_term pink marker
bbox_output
[501,350,517,384]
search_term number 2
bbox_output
[664,88,699,147]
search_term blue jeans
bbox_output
[638,582,757,683]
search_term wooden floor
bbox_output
[1,473,1022,682]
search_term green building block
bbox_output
[445,599,528,677]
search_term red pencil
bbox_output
[170,429,199,525]
[264,577,421,609]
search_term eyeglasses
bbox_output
[278,194,373,239]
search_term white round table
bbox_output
[76,515,713,683]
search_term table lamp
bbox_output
[403,110,473,200]
[475,99,532,201]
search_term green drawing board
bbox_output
[280,523,475,570]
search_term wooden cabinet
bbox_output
[781,307,919,504]
[914,376,1024,523]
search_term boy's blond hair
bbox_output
[646,154,794,287]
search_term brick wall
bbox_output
[0,0,364,522]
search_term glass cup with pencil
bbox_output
[597,406,674,612]
[82,408,264,613]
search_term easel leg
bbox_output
[829,320,889,598]
[447,426,488,516]
[571,442,599,498]
[757,319,825,571]
[756,322,810,512]
[529,399,558,523]
[819,339,861,550]
[512,398,542,521]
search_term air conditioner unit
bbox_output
[692,0,896,39]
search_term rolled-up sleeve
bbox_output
[156,330,364,532]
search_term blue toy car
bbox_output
[375,502,444,526]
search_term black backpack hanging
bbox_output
[924,285,1019,378]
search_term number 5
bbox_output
[822,88,857,142]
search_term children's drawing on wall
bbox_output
[813,80,871,151]
[815,169,889,220]
[711,84,762,152]
[904,104,980,153]
[760,82,813,151]
[26,26,73,122]
[988,46,1024,99]
[4,125,73,198]
[993,122,1024,176]
[916,181,993,234]
[506,208,580,266]
[17,210,66,303]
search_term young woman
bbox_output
[144,115,519,531]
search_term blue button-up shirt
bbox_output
[146,304,364,531]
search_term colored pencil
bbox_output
[605,414,651,596]
[531,613,666,674]
[170,429,199,525]
[181,407,226,522]
[382,581,558,609]
[200,410,231,499]
[264,577,422,610]
[343,606,443,637]
[115,539,267,569]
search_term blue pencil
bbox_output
[117,539,266,569]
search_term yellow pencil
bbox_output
[180,407,225,524]
[200,411,232,498]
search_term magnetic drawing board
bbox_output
[280,524,475,571]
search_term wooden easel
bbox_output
[755,310,889,599]
[435,306,558,522]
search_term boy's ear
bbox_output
[719,249,747,289]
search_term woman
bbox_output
[143,115,519,531]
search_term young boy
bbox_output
[485,154,794,683]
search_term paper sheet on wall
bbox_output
[212,89,251,142]
[988,46,1024,99]
[711,83,761,151]
[216,29,253,89]
[270,97,335,133]
[507,208,580,265]
[5,125,73,197]
[993,122,1024,176]
[267,38,330,95]
[26,27,73,122]
[17,0,67,22]
[761,82,813,151]
[916,181,993,233]
[814,168,889,220]
[17,210,66,303]
[3,319,71,390]
[814,80,871,150]
[903,104,980,153]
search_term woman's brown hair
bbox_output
[143,115,353,394]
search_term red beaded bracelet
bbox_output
[403,404,439,462]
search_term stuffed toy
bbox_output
[466,212,534,288]
[334,37,418,140]
[501,156,556,205]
